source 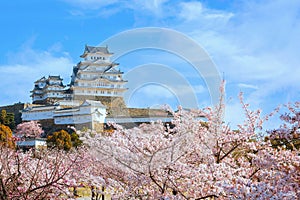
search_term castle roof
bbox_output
[81,100,106,108]
[48,75,63,80]
[80,45,112,57]
[34,76,63,84]
[34,76,46,83]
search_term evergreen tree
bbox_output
[0,124,15,148]
[70,132,83,148]
[47,130,72,151]
[0,110,15,130]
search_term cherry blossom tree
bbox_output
[0,86,299,199]
[80,97,300,199]
[267,102,300,150]
[0,146,91,200]
[15,121,44,139]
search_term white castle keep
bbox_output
[31,46,127,104]
[22,45,171,132]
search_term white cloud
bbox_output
[59,0,299,123]
[179,1,234,23]
[63,0,300,97]
[238,83,258,90]
[179,1,204,21]
[133,0,169,15]
[176,0,300,109]
[0,43,74,106]
[178,1,234,30]
[63,0,120,10]
[63,0,124,18]
[63,0,171,18]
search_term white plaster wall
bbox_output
[92,107,106,122]
[22,110,53,121]
[17,139,47,148]
[54,115,93,124]
[35,140,47,148]
[73,89,120,97]
[33,95,46,101]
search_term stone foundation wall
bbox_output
[93,122,104,132]
[73,95,128,116]
[73,95,126,107]
[34,119,104,135]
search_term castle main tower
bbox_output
[70,45,127,108]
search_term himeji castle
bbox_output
[31,46,127,105]
[71,45,127,100]
[21,45,172,133]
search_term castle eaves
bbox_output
[80,45,112,57]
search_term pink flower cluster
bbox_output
[15,121,44,139]
[0,89,299,199]
[80,99,300,199]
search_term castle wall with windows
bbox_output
[21,45,171,133]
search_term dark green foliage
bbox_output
[47,130,72,151]
[0,124,15,148]
[0,110,15,130]
[70,132,83,148]
[47,129,83,151]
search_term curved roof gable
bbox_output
[80,45,112,57]
[81,100,106,108]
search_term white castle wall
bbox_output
[22,107,55,121]
[22,101,106,126]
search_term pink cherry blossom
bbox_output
[15,121,44,139]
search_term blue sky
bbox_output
[0,0,299,129]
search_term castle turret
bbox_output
[31,76,71,104]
